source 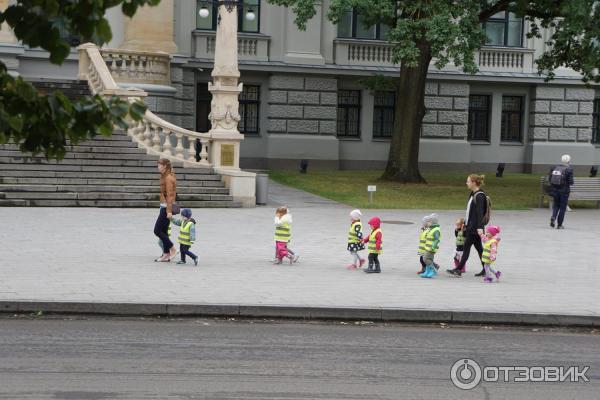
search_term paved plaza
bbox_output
[0,182,599,321]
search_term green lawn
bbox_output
[268,170,592,210]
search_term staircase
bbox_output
[0,80,240,207]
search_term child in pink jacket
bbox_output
[479,225,502,283]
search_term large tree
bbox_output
[0,0,160,159]
[269,0,600,182]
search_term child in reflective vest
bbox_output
[362,217,382,274]
[170,208,198,266]
[274,206,299,265]
[453,218,466,272]
[480,225,501,283]
[346,209,366,269]
[419,213,441,279]
[417,215,431,274]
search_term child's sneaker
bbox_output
[483,277,494,283]
[358,258,366,268]
[193,257,198,266]
[346,264,358,270]
[494,271,502,280]
[273,259,282,265]
[176,260,186,265]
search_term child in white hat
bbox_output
[346,209,366,269]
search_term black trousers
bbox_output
[368,253,380,270]
[154,207,173,253]
[456,231,484,271]
[180,244,197,262]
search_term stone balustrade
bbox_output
[334,39,536,73]
[100,48,171,85]
[193,30,269,62]
[77,43,212,167]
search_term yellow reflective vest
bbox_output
[482,238,498,264]
[348,221,363,244]
[367,228,382,254]
[424,226,441,254]
[418,229,427,254]
[177,220,194,245]
[274,221,291,242]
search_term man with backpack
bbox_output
[548,154,574,229]
[447,174,491,277]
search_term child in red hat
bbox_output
[362,217,383,273]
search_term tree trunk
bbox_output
[381,40,432,183]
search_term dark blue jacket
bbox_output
[548,164,574,194]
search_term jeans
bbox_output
[551,191,570,226]
[154,207,173,253]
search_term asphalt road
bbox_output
[0,317,598,399]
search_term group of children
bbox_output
[158,205,502,283]
[344,209,502,283]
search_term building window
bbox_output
[593,99,600,144]
[239,85,260,135]
[468,95,491,141]
[337,9,390,40]
[483,12,523,47]
[501,96,524,142]
[373,91,395,138]
[337,90,361,138]
[196,0,260,33]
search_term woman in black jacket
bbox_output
[447,174,487,277]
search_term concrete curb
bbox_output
[1,301,599,327]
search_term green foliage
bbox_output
[0,64,145,159]
[0,0,157,159]
[268,0,600,81]
[0,0,160,65]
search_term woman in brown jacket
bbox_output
[155,158,178,262]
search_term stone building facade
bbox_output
[1,0,599,173]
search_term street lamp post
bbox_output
[198,1,255,170]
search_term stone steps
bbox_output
[0,184,230,195]
[0,199,242,208]
[0,91,238,207]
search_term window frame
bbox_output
[337,89,362,138]
[338,8,389,40]
[593,98,600,144]
[467,94,491,142]
[482,12,524,48]
[238,84,260,135]
[372,91,395,139]
[500,95,524,143]
[196,0,261,33]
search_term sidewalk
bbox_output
[1,181,599,326]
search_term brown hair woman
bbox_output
[446,174,488,277]
[155,158,178,262]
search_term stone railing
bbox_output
[477,46,535,73]
[77,43,212,167]
[193,30,269,62]
[334,39,536,73]
[100,48,171,86]
[334,39,396,66]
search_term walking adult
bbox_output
[548,154,574,229]
[155,158,178,262]
[447,174,488,277]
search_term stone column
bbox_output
[0,0,17,44]
[120,0,177,54]
[208,4,244,170]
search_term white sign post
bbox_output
[367,185,376,204]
